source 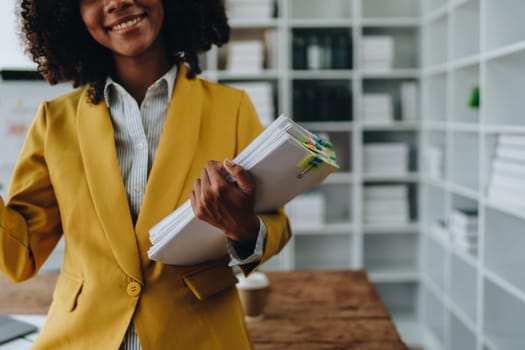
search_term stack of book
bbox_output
[423,146,444,179]
[285,192,326,228]
[400,81,418,121]
[449,209,478,256]
[226,0,274,20]
[362,94,393,124]
[227,40,265,73]
[227,82,274,127]
[363,185,409,224]
[361,36,394,71]
[487,134,525,210]
[147,115,339,265]
[363,142,409,175]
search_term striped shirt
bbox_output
[104,64,266,349]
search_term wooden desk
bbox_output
[0,270,408,350]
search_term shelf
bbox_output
[361,69,421,79]
[422,63,448,76]
[361,121,420,131]
[362,26,420,70]
[422,73,447,121]
[484,277,525,350]
[422,13,447,67]
[363,222,420,234]
[448,122,479,132]
[422,281,447,348]
[450,64,479,124]
[448,182,478,201]
[362,172,419,182]
[364,233,419,281]
[484,207,525,300]
[483,124,525,134]
[290,70,354,80]
[228,18,280,29]
[323,172,353,184]
[449,253,478,325]
[288,19,354,28]
[422,235,446,292]
[294,234,352,270]
[361,18,421,27]
[361,0,420,20]
[484,48,525,127]
[217,70,280,80]
[449,310,477,350]
[422,120,446,131]
[449,131,479,191]
[451,54,481,70]
[483,40,525,62]
[291,222,352,236]
[451,0,480,59]
[484,0,525,52]
[297,121,353,132]
[368,268,419,283]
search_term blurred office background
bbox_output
[2,0,525,349]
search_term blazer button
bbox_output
[127,281,142,297]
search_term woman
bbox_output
[0,0,291,348]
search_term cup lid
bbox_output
[236,272,269,289]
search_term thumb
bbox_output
[223,159,255,195]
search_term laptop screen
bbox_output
[0,315,38,345]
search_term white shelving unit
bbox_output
[421,0,525,349]
[207,0,422,346]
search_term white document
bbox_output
[148,115,339,265]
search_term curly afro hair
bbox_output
[19,0,230,104]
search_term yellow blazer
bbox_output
[0,65,291,349]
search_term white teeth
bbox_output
[112,17,142,31]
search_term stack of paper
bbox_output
[362,93,393,124]
[363,185,409,224]
[449,209,478,256]
[361,36,394,71]
[227,41,265,73]
[487,134,525,210]
[285,192,326,228]
[227,82,274,127]
[226,0,274,20]
[148,115,339,265]
[363,142,409,175]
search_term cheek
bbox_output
[80,7,101,34]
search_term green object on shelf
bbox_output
[469,86,480,108]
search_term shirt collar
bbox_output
[104,63,179,107]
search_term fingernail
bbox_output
[224,158,234,168]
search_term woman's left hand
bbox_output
[190,159,259,245]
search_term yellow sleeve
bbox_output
[0,103,62,282]
[235,92,292,275]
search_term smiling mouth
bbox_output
[108,14,147,32]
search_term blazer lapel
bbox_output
[77,89,143,284]
[134,65,203,261]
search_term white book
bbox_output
[490,170,525,190]
[498,134,525,148]
[148,115,339,265]
[492,158,525,177]
[495,142,525,162]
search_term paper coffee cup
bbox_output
[236,272,270,321]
